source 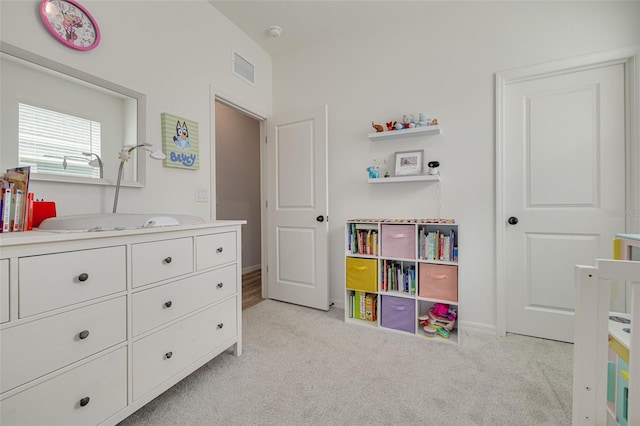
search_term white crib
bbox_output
[573,258,640,425]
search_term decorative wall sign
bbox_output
[161,113,199,170]
[40,0,100,51]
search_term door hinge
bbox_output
[265,136,267,144]
[266,200,268,208]
[266,265,269,273]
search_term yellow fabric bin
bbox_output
[346,257,377,292]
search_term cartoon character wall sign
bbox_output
[173,121,191,151]
[161,113,199,170]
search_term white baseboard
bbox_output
[459,320,497,336]
[242,264,261,275]
[330,297,345,310]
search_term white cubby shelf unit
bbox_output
[345,218,460,344]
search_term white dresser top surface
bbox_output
[0,220,246,247]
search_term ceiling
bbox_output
[208,1,427,56]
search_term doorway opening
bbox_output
[214,99,263,310]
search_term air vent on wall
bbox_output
[233,51,255,85]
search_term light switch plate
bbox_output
[195,187,209,202]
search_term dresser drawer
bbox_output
[1,297,126,393]
[132,237,193,288]
[19,246,126,317]
[132,264,237,336]
[196,232,237,271]
[1,347,127,426]
[1,259,8,323]
[132,297,237,400]
[346,257,377,292]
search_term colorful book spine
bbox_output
[1,182,12,233]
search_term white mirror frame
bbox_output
[0,41,147,187]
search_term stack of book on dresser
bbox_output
[1,166,33,232]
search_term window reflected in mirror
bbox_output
[19,103,103,179]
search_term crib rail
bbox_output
[573,259,640,425]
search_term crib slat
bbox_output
[573,265,610,425]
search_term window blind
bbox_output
[18,103,102,178]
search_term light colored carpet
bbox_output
[119,299,573,426]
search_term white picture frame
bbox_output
[394,150,424,176]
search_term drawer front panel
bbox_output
[19,246,126,317]
[132,237,194,288]
[196,232,237,271]
[381,224,416,260]
[132,264,237,336]
[1,297,126,393]
[380,295,416,334]
[346,257,377,292]
[132,297,237,400]
[418,263,458,302]
[1,347,127,426]
[1,259,8,323]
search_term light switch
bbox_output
[195,187,209,202]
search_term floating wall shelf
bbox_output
[368,174,440,184]
[368,125,441,141]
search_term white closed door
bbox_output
[266,105,329,310]
[504,63,626,342]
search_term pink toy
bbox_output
[433,303,449,317]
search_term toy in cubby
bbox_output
[418,303,457,339]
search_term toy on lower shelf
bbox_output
[418,303,457,339]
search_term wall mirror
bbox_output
[0,41,146,187]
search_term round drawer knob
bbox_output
[78,273,89,282]
[78,330,90,340]
[216,247,223,253]
[164,256,172,264]
[216,282,224,289]
[217,323,224,329]
[165,351,173,359]
[79,397,90,407]
[164,301,173,308]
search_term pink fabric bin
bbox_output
[418,263,458,302]
[380,224,415,259]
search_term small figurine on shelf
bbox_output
[430,118,438,126]
[402,114,412,129]
[386,121,395,131]
[418,113,430,127]
[394,121,404,130]
[371,121,384,133]
[366,166,379,179]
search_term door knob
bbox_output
[508,216,518,225]
[316,215,325,223]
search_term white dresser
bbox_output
[0,221,244,425]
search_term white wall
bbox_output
[0,0,271,218]
[215,101,261,272]
[271,2,640,331]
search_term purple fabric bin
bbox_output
[380,295,415,333]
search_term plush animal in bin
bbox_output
[371,121,384,132]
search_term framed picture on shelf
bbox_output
[394,150,424,176]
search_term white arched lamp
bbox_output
[113,143,165,213]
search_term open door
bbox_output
[266,105,329,310]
